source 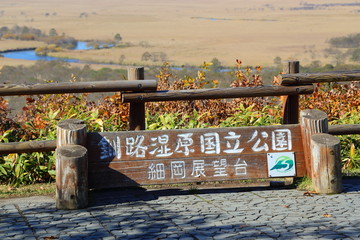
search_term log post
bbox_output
[56,119,87,147]
[300,109,328,176]
[282,61,300,124]
[128,67,146,131]
[56,145,88,209]
[310,133,342,194]
[56,119,88,209]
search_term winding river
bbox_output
[1,42,235,72]
[1,41,93,63]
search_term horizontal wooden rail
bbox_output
[0,80,157,96]
[329,124,360,135]
[0,123,358,155]
[0,140,56,154]
[122,85,314,103]
[279,70,360,85]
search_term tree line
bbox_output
[0,25,77,49]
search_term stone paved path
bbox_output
[1,179,359,240]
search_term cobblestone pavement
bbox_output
[1,179,359,240]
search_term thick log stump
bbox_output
[56,145,88,209]
[56,119,88,209]
[300,109,328,134]
[57,119,87,147]
[300,109,328,175]
[310,133,342,194]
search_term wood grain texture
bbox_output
[56,119,88,209]
[57,119,87,147]
[127,67,145,81]
[0,80,157,96]
[56,145,88,209]
[282,61,301,124]
[128,67,146,131]
[122,85,314,103]
[279,70,360,85]
[328,124,360,135]
[0,140,56,154]
[310,133,342,194]
[282,61,300,75]
[300,109,329,176]
[86,125,306,189]
[0,123,357,155]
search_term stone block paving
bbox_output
[0,179,359,240]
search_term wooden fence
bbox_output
[0,62,359,154]
[0,62,359,209]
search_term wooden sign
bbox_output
[55,109,343,209]
[86,125,305,189]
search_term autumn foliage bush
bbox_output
[0,61,359,185]
[147,60,280,128]
[300,81,360,171]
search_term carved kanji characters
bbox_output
[223,131,244,153]
[200,132,220,154]
[98,136,121,160]
[148,163,165,180]
[213,159,227,177]
[125,135,147,157]
[247,130,269,152]
[175,133,194,156]
[272,129,292,151]
[191,160,206,177]
[234,158,248,176]
[171,161,186,179]
[149,134,173,157]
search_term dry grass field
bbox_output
[1,0,360,67]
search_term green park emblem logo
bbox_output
[267,152,296,177]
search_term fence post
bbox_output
[56,119,87,147]
[282,61,300,124]
[128,67,145,131]
[56,145,88,209]
[300,109,328,177]
[300,109,341,193]
[310,133,342,194]
[56,119,88,209]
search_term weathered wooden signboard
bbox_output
[56,109,343,210]
[86,125,305,189]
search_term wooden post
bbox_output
[282,61,300,124]
[310,133,342,194]
[56,145,88,209]
[128,67,146,131]
[300,109,328,176]
[56,119,87,147]
[56,119,88,209]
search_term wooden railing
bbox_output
[0,73,157,154]
[124,62,360,134]
[0,80,157,96]
[0,62,359,156]
[0,61,359,209]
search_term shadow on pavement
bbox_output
[342,178,360,193]
[88,184,290,207]
[1,178,359,239]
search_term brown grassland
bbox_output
[0,0,359,67]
